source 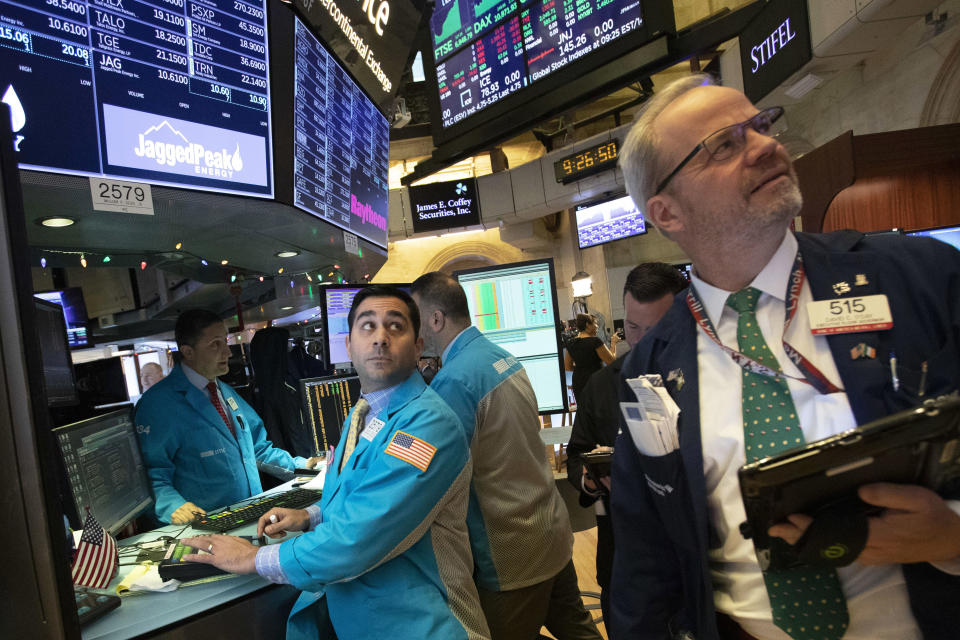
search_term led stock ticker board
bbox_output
[433,0,645,129]
[292,17,389,248]
[0,0,273,196]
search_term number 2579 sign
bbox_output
[89,178,154,215]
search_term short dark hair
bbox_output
[175,309,224,350]
[575,313,593,332]
[348,285,420,340]
[623,262,688,303]
[409,272,470,323]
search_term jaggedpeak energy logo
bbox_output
[133,119,244,179]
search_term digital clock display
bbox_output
[553,140,620,184]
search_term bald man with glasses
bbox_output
[610,75,960,640]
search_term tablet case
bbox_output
[738,395,960,570]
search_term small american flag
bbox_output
[71,511,118,589]
[385,430,436,472]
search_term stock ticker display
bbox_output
[293,18,389,248]
[0,0,273,195]
[433,0,645,128]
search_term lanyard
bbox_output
[686,253,843,395]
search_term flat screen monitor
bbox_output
[292,15,389,248]
[575,194,646,249]
[74,356,129,408]
[33,298,79,407]
[321,283,410,367]
[299,374,361,454]
[34,287,91,348]
[906,224,960,252]
[408,178,481,234]
[53,409,153,535]
[675,262,692,282]
[0,0,273,197]
[454,258,566,414]
[425,0,674,149]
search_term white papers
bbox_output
[619,375,681,457]
[299,459,327,490]
[116,564,180,594]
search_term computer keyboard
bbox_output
[192,488,323,532]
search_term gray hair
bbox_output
[619,73,716,218]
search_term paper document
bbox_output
[299,460,327,490]
[620,375,681,456]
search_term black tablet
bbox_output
[581,450,613,479]
[738,395,960,570]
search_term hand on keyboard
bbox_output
[258,507,311,538]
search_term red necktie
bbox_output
[206,381,236,439]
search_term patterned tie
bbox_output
[726,288,849,640]
[339,397,370,472]
[206,381,236,439]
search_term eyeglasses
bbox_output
[654,106,786,195]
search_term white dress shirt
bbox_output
[692,231,926,640]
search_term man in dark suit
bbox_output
[566,262,687,623]
[610,74,960,640]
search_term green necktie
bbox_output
[727,288,849,640]
[339,397,370,472]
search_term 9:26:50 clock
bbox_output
[553,139,620,184]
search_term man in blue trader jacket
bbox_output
[183,286,489,640]
[411,271,601,640]
[136,309,318,524]
[610,75,960,639]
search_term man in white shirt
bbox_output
[609,74,960,640]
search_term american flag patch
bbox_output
[385,430,436,472]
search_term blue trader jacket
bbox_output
[610,231,960,639]
[135,364,306,522]
[430,326,572,591]
[281,371,489,640]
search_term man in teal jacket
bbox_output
[412,272,601,640]
[136,309,316,523]
[183,287,489,640]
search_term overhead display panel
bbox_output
[0,0,274,196]
[432,0,645,131]
[292,0,423,115]
[293,16,389,248]
[423,0,674,158]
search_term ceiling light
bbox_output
[201,259,208,266]
[102,256,111,263]
[175,242,182,250]
[276,250,300,258]
[80,254,87,268]
[39,216,75,227]
[784,73,823,99]
[280,306,293,311]
[221,259,229,265]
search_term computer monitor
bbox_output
[675,262,693,282]
[33,287,91,348]
[320,284,410,367]
[74,357,130,409]
[32,298,79,407]
[575,194,647,249]
[906,224,960,252]
[299,375,362,454]
[453,258,566,414]
[53,409,153,536]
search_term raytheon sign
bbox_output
[409,179,481,234]
[739,0,811,102]
[294,0,422,114]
